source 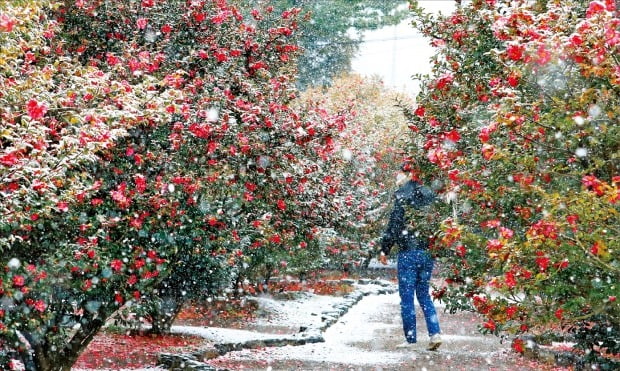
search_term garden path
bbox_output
[203,290,564,371]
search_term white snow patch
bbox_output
[171,325,279,343]
[7,258,21,270]
[367,257,396,269]
[223,294,405,366]
[253,292,344,330]
[575,147,588,157]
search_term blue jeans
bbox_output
[397,248,441,343]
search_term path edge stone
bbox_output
[156,278,397,370]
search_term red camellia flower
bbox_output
[512,338,525,353]
[536,256,550,271]
[435,73,454,90]
[505,271,517,288]
[486,239,504,252]
[161,24,172,33]
[566,214,579,226]
[527,220,558,239]
[129,217,143,230]
[569,33,584,46]
[481,143,496,160]
[56,201,69,212]
[506,305,518,318]
[586,1,607,18]
[189,123,211,138]
[500,227,514,239]
[507,72,520,87]
[506,44,524,61]
[582,174,606,196]
[134,174,147,193]
[555,308,564,320]
[213,50,228,63]
[444,129,461,142]
[136,18,148,30]
[277,199,286,211]
[26,99,48,120]
[483,319,496,331]
[33,300,47,312]
[535,44,552,65]
[478,127,492,143]
[32,180,47,192]
[0,151,20,167]
[106,53,120,66]
[12,275,25,287]
[110,182,131,208]
[604,0,617,11]
[110,259,123,272]
[590,241,604,255]
[194,12,206,22]
[0,14,17,32]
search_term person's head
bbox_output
[396,159,420,185]
[395,170,409,186]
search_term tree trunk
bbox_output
[149,296,185,334]
[26,317,104,371]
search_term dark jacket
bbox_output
[380,180,436,256]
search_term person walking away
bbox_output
[379,171,442,350]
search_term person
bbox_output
[379,169,442,351]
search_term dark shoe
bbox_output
[427,334,442,351]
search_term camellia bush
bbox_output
[297,74,412,271]
[1,0,177,368]
[0,0,358,369]
[407,0,618,366]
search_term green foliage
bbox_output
[407,0,619,363]
[238,0,409,89]
[0,0,359,368]
[573,314,620,370]
[298,74,412,269]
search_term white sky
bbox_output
[351,1,458,97]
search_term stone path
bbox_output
[200,292,563,371]
[159,272,569,370]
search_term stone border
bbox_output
[157,278,397,370]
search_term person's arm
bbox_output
[380,198,405,257]
[414,184,436,208]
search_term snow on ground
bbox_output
[212,293,406,367]
[171,325,288,344]
[75,272,560,370]
[205,290,553,371]
[252,291,344,330]
[170,279,397,344]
